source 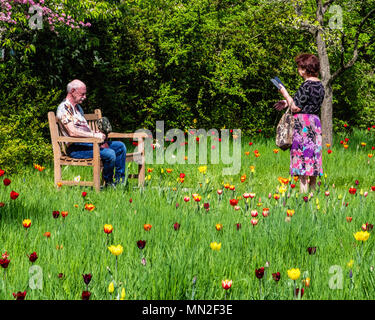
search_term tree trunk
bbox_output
[316,29,333,145]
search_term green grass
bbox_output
[1,128,375,300]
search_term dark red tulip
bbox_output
[52,211,60,218]
[28,252,38,263]
[295,288,304,298]
[272,272,281,282]
[236,223,241,231]
[355,180,359,186]
[307,247,317,255]
[137,240,146,250]
[204,203,210,211]
[255,267,265,279]
[0,258,10,269]
[0,202,4,207]
[81,291,91,300]
[173,222,180,231]
[303,196,309,202]
[82,273,92,286]
[58,273,65,279]
[3,178,11,186]
[13,291,26,300]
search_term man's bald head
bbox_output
[67,79,86,93]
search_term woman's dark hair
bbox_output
[295,54,320,77]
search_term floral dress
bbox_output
[290,80,325,176]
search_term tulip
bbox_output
[23,219,31,228]
[272,272,281,282]
[44,232,51,238]
[0,169,4,176]
[349,187,357,195]
[250,218,258,226]
[222,280,232,290]
[346,217,352,223]
[287,268,301,280]
[210,242,221,251]
[10,191,19,200]
[262,208,269,217]
[215,224,223,231]
[13,291,27,300]
[81,291,91,300]
[82,191,87,197]
[307,247,317,255]
[108,245,123,256]
[204,203,210,211]
[84,204,95,211]
[108,282,115,293]
[82,273,92,286]
[137,240,146,250]
[255,267,264,279]
[217,189,223,195]
[28,252,38,263]
[104,224,113,234]
[229,199,238,206]
[287,209,295,217]
[61,211,68,218]
[143,224,152,231]
[0,258,10,269]
[52,211,60,218]
[173,222,180,231]
[120,287,126,300]
[3,178,11,186]
[235,223,241,230]
[354,231,370,242]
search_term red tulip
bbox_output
[3,178,11,186]
[81,291,91,300]
[82,274,92,286]
[10,191,19,200]
[229,199,238,206]
[52,211,60,218]
[272,272,281,282]
[255,267,265,279]
[82,192,87,197]
[13,291,26,300]
[173,222,180,231]
[0,169,4,176]
[0,258,10,269]
[348,188,356,195]
[28,252,38,263]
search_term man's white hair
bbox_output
[67,79,86,93]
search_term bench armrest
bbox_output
[108,132,149,139]
[57,136,102,144]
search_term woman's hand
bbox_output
[274,100,288,111]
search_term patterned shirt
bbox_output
[56,99,91,137]
[293,80,325,115]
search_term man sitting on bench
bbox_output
[56,79,126,188]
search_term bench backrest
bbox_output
[48,109,103,157]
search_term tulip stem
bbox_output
[259,279,262,299]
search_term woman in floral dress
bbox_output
[274,53,325,194]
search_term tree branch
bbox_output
[322,0,336,14]
[330,7,375,84]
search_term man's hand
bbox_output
[274,100,287,111]
[93,132,106,143]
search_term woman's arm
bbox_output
[279,86,301,113]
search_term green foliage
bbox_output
[0,0,374,172]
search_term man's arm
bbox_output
[63,122,106,141]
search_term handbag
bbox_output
[276,106,294,150]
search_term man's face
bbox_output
[72,86,87,104]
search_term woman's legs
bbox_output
[299,175,317,194]
[299,176,309,194]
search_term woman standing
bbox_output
[274,53,325,194]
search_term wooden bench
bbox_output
[48,109,147,191]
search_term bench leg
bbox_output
[93,143,101,192]
[54,158,61,188]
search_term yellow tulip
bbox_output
[287,268,301,280]
[108,244,124,256]
[120,288,126,300]
[108,282,115,293]
[354,231,370,242]
[210,242,221,251]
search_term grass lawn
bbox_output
[1,128,375,300]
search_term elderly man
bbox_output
[56,79,126,187]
